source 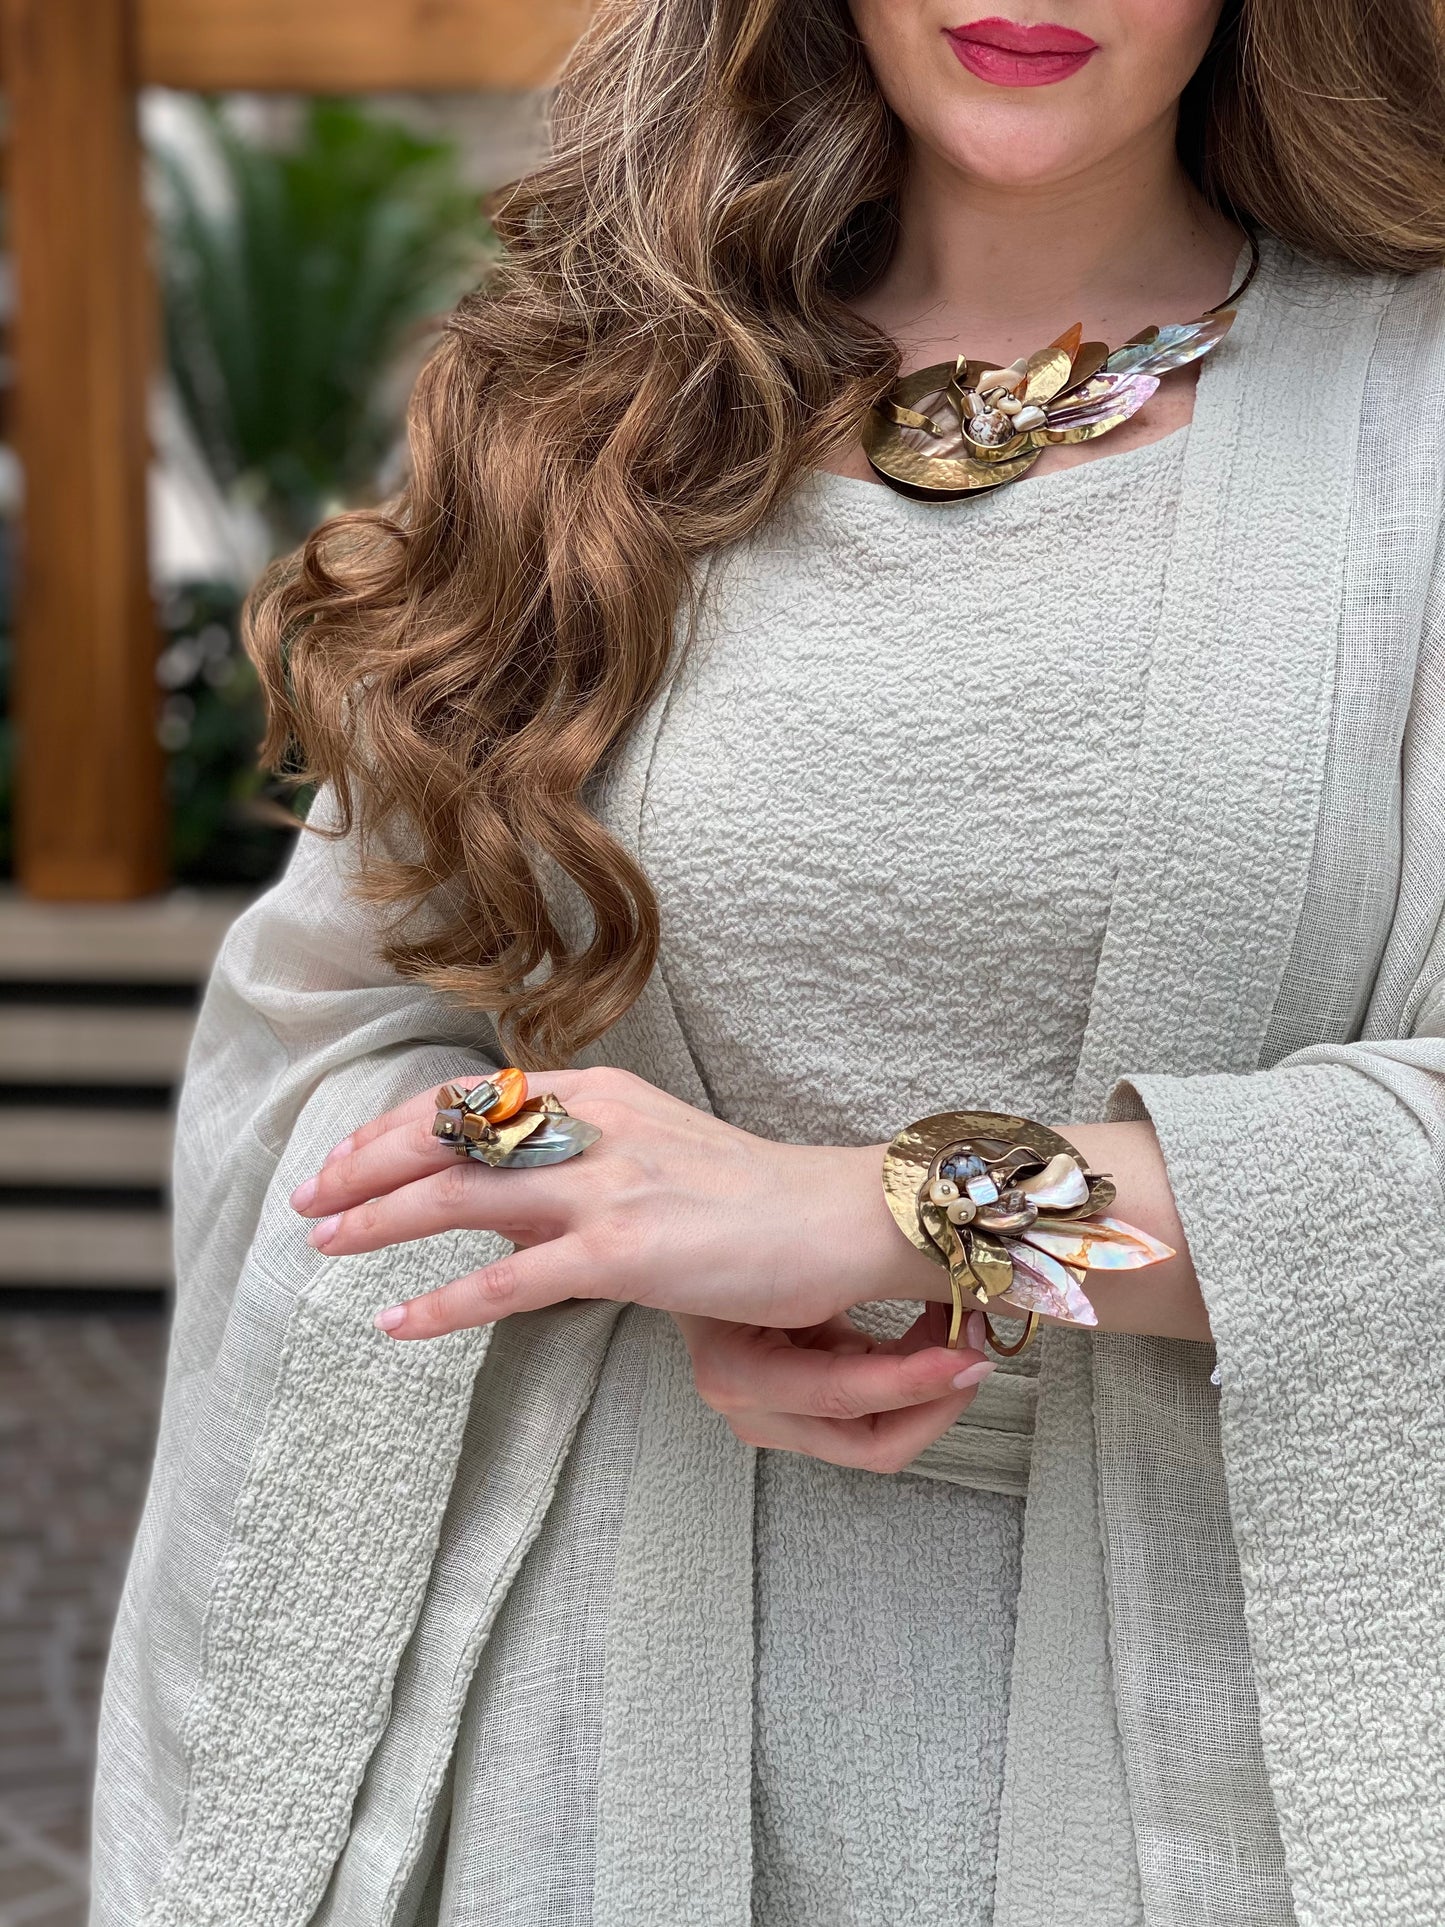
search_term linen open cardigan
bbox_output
[93,237,1445,1927]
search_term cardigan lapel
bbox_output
[1069,236,1394,1114]
[996,238,1395,1926]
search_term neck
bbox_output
[859,114,1244,368]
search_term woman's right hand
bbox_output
[289,1066,951,1341]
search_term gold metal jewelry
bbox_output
[882,1110,1176,1358]
[432,1071,600,1168]
[862,231,1260,502]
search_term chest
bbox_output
[643,449,1184,940]
[635,448,1189,1135]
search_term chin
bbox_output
[930,111,1104,191]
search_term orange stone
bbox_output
[484,1066,528,1121]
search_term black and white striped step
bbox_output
[0,890,245,1291]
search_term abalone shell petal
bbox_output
[1018,1215,1172,1270]
[1103,310,1236,378]
[999,1242,1098,1327]
[1018,1151,1090,1211]
[503,1117,603,1166]
[1044,371,1158,431]
[1090,1215,1177,1262]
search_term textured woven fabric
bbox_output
[91,236,1445,1927]
[636,430,1185,1927]
[1076,245,1445,1927]
[434,1306,651,1927]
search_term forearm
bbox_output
[858,1118,1209,1345]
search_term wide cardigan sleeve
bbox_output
[1099,536,1445,1922]
[91,793,520,1927]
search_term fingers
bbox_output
[306,1159,570,1256]
[373,1234,594,1338]
[728,1391,978,1476]
[681,1315,990,1421]
[295,1109,471,1219]
[292,1064,653,1216]
[676,1309,997,1475]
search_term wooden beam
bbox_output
[138,0,590,93]
[2,0,166,899]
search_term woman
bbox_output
[94,1,1445,1922]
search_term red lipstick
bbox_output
[944,16,1098,87]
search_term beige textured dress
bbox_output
[437,434,1191,1926]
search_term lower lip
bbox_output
[945,33,1096,87]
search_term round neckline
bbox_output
[804,420,1191,519]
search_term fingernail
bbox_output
[290,1177,317,1213]
[952,1359,997,1390]
[307,1214,341,1250]
[374,1304,407,1333]
[323,1135,354,1168]
[966,1310,987,1352]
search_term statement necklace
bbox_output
[861,230,1260,502]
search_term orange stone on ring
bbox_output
[484,1067,528,1121]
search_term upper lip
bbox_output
[946,16,1099,54]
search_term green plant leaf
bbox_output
[153,97,493,551]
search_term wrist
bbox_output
[843,1142,953,1307]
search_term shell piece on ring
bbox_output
[461,1109,547,1167]
[502,1115,602,1166]
[483,1067,528,1121]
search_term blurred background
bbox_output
[0,4,585,1919]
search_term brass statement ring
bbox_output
[431,1069,601,1168]
[881,1110,1175,1359]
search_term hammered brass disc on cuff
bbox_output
[881,1109,1151,1358]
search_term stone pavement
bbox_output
[0,1302,167,1927]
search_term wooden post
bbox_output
[138,0,590,92]
[3,0,165,899]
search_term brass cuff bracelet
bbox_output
[882,1111,1175,1359]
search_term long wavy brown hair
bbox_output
[248,0,1445,1067]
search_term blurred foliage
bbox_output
[0,574,308,887]
[1,97,490,885]
[156,95,493,551]
[157,580,315,886]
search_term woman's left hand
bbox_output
[674,1304,993,1474]
[291,1066,949,1340]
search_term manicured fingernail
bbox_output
[323,1136,354,1168]
[290,1177,317,1212]
[307,1214,341,1249]
[952,1359,997,1390]
[374,1304,406,1333]
[966,1311,987,1352]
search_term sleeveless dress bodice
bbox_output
[437,430,1190,1926]
[638,435,1189,1925]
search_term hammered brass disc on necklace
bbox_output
[862,231,1260,502]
